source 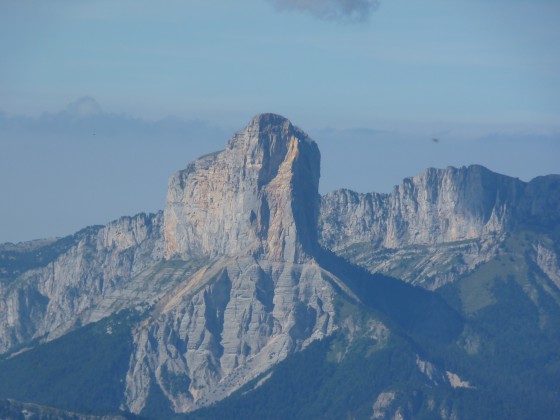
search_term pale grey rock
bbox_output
[321,167,560,252]
[370,392,412,420]
[336,237,502,290]
[125,257,338,413]
[445,371,473,389]
[415,355,448,386]
[0,238,58,253]
[0,111,557,417]
[371,391,396,419]
[320,166,560,289]
[164,113,320,263]
[535,243,560,289]
[320,165,525,251]
[0,397,129,420]
[369,356,472,420]
[0,114,370,414]
[415,354,472,390]
[320,189,389,251]
[0,212,165,355]
[383,165,519,247]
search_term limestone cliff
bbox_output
[319,167,560,289]
[124,257,340,413]
[0,114,351,415]
[164,113,320,263]
[321,167,560,251]
[320,165,528,251]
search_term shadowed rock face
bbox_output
[164,113,321,263]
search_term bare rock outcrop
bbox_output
[0,212,165,355]
[319,167,560,289]
[125,257,338,413]
[164,113,320,263]
[320,165,527,251]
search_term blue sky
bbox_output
[1,0,559,242]
[2,0,559,126]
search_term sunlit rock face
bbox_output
[319,168,560,290]
[164,113,321,263]
[124,256,339,414]
[0,212,165,356]
[2,112,559,417]
[320,165,526,251]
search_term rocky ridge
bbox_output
[320,166,560,288]
[0,398,129,420]
[0,212,165,355]
[321,166,560,250]
[0,115,351,415]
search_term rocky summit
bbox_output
[164,113,321,263]
[0,114,559,419]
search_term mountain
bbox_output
[320,166,560,289]
[0,114,559,419]
[125,114,339,414]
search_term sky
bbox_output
[1,0,559,243]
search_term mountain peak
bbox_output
[249,112,291,126]
[243,113,310,139]
[228,114,313,153]
[164,114,321,262]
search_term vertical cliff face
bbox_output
[320,165,528,251]
[1,113,558,418]
[164,113,321,263]
[319,167,560,290]
[319,189,390,251]
[384,165,524,247]
[0,114,343,414]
